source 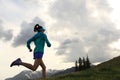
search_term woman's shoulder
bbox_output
[37,32,47,37]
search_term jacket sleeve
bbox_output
[27,34,37,49]
[43,34,51,47]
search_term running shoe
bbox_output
[10,58,22,67]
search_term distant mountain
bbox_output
[5,69,58,80]
[5,64,93,80]
[5,70,40,80]
[5,67,76,80]
[52,67,75,76]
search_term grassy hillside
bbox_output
[46,56,120,80]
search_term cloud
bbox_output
[0,0,51,24]
[0,19,13,41]
[48,0,120,63]
[12,17,45,47]
[56,38,86,62]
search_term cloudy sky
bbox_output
[0,0,120,79]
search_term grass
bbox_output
[37,56,120,80]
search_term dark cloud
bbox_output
[0,19,13,41]
[12,17,45,47]
[49,0,120,63]
[56,38,86,62]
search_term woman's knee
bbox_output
[32,64,39,71]
[32,67,37,71]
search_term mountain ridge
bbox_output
[47,56,120,80]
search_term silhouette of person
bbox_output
[10,24,51,80]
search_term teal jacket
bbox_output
[27,32,51,53]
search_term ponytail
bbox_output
[34,24,43,32]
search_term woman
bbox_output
[10,24,51,80]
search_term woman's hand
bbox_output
[47,44,51,47]
[29,48,32,52]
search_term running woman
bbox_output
[10,24,51,80]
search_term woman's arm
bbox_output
[44,34,51,47]
[27,34,38,51]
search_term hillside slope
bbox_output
[46,56,120,80]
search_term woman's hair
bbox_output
[34,24,43,32]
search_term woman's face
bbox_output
[41,30,45,33]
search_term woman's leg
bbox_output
[19,58,46,80]
[21,59,40,71]
[39,59,46,80]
